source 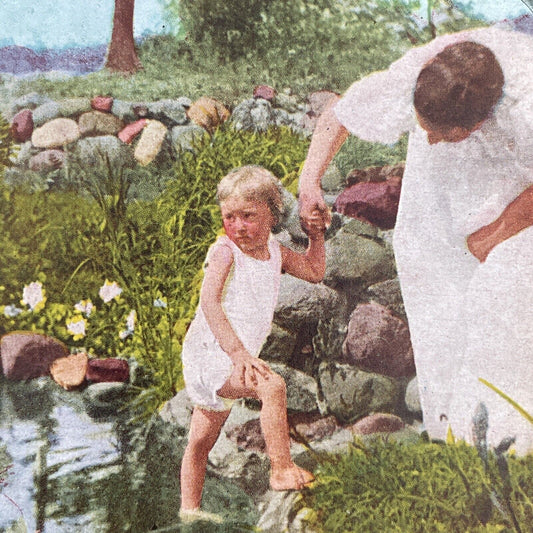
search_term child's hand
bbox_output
[230,349,272,387]
[301,209,327,238]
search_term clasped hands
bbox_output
[230,349,273,388]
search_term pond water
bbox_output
[0,376,257,532]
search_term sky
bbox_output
[0,0,530,50]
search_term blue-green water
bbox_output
[0,377,257,532]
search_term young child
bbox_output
[179,165,326,523]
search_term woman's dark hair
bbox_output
[414,41,504,131]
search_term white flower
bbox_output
[120,310,136,340]
[126,310,136,331]
[99,280,122,303]
[153,298,167,308]
[67,316,87,339]
[74,299,94,317]
[22,281,46,311]
[3,305,23,317]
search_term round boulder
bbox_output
[342,301,415,378]
[31,118,80,148]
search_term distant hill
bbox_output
[0,44,106,75]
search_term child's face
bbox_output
[220,195,275,258]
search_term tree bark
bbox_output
[105,0,142,74]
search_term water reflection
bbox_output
[0,376,257,532]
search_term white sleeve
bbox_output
[334,31,478,145]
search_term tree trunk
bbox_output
[105,0,142,74]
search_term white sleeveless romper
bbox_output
[182,235,282,410]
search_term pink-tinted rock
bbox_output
[11,109,34,142]
[118,119,147,144]
[29,149,65,172]
[86,358,130,383]
[50,352,88,390]
[342,301,415,378]
[253,85,276,102]
[349,413,405,435]
[91,96,114,113]
[289,413,340,441]
[226,418,265,452]
[334,175,402,229]
[1,332,69,380]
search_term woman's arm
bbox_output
[200,244,272,385]
[298,96,349,225]
[467,184,533,262]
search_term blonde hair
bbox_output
[217,165,284,225]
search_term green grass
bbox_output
[300,437,533,533]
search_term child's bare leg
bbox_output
[218,371,314,490]
[180,406,230,511]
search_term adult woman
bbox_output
[299,27,533,453]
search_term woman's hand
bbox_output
[230,349,272,387]
[299,187,331,232]
[301,209,327,238]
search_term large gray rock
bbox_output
[320,163,345,193]
[171,124,207,153]
[270,363,320,413]
[31,117,80,148]
[1,331,69,380]
[342,301,415,378]
[260,323,298,364]
[57,98,92,118]
[318,361,401,423]
[111,99,144,122]
[78,110,124,137]
[32,101,62,126]
[8,92,53,119]
[257,492,305,533]
[324,219,396,291]
[159,388,193,429]
[367,277,406,321]
[231,98,299,132]
[405,376,422,416]
[147,98,190,125]
[83,382,129,417]
[74,135,136,169]
[12,141,37,166]
[275,275,343,330]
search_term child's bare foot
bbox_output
[270,464,315,491]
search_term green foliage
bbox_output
[0,124,310,416]
[0,114,14,172]
[334,134,409,176]
[300,437,533,533]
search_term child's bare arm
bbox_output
[281,211,326,283]
[200,244,272,386]
[467,184,533,262]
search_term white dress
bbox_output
[335,27,533,453]
[182,235,282,411]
